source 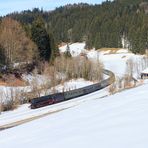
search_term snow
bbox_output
[54,78,94,92]
[87,49,143,78]
[0,85,31,103]
[6,42,142,104]
[0,79,103,126]
[0,74,50,103]
[141,68,148,74]
[59,42,86,57]
[59,43,144,77]
[22,74,49,86]
[0,74,93,103]
[0,82,148,148]
[1,43,148,148]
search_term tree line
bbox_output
[6,0,148,54]
[0,16,59,69]
[0,0,148,68]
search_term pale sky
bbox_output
[0,0,106,16]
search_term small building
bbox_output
[141,68,148,79]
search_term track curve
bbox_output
[0,69,115,130]
[30,69,115,109]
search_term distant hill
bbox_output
[115,0,148,5]
[6,1,148,54]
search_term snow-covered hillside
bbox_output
[0,43,144,102]
[59,42,86,57]
[59,43,144,78]
[0,43,148,148]
[0,81,148,148]
[0,79,98,126]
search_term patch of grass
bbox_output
[98,48,122,54]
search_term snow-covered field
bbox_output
[59,43,145,78]
[53,78,94,92]
[0,81,148,148]
[0,43,148,148]
[0,78,98,126]
[0,86,108,127]
[59,43,86,57]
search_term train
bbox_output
[30,69,115,109]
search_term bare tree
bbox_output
[0,90,4,114]
[0,17,38,65]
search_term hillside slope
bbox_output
[8,1,148,53]
[0,43,147,148]
[0,81,148,148]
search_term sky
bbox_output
[0,0,105,16]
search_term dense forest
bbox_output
[0,0,148,67]
[0,17,59,68]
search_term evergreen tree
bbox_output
[31,17,51,61]
[64,44,72,58]
[0,45,6,66]
[7,1,148,54]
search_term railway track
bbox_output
[0,106,74,131]
[0,69,115,131]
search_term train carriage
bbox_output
[30,69,115,109]
[83,83,101,94]
[64,88,84,100]
[51,93,65,103]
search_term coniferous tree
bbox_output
[6,1,148,54]
[64,44,72,58]
[0,45,6,66]
[31,17,51,62]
